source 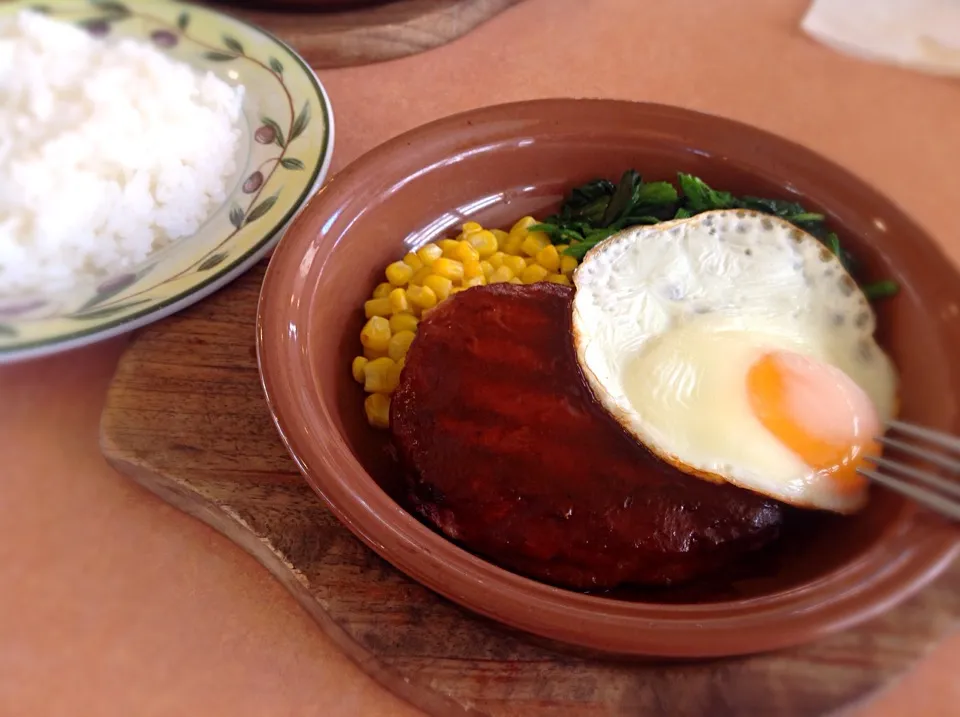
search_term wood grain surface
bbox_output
[215,0,524,68]
[100,261,960,717]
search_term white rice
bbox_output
[0,11,245,297]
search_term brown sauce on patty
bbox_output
[391,282,785,591]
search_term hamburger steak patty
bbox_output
[390,282,784,590]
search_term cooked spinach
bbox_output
[532,170,896,299]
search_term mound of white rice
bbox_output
[0,11,245,297]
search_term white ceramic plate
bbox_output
[0,0,335,362]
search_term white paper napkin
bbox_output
[802,0,960,77]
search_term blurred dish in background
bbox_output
[803,0,960,76]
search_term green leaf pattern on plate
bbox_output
[290,102,311,142]
[0,324,17,337]
[204,50,236,62]
[71,299,153,321]
[74,271,143,314]
[229,205,245,230]
[197,252,229,272]
[222,34,244,55]
[246,193,279,224]
[91,0,129,16]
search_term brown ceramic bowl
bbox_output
[257,99,960,657]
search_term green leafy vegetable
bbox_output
[533,170,897,300]
[676,173,737,213]
[634,181,679,207]
[862,280,900,300]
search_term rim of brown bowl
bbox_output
[257,99,960,658]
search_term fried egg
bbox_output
[571,209,898,514]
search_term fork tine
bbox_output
[858,468,960,521]
[866,455,960,500]
[877,436,960,473]
[886,420,960,454]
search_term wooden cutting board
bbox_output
[100,260,960,717]
[216,0,524,68]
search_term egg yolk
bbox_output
[746,351,880,493]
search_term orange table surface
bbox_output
[2,1,958,715]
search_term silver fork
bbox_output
[859,420,960,521]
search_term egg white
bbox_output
[571,209,899,513]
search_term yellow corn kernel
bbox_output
[503,232,524,256]
[480,260,495,279]
[363,357,396,393]
[521,232,550,257]
[388,288,409,314]
[402,252,423,271]
[407,284,438,310]
[416,243,442,266]
[432,257,465,282]
[409,266,433,286]
[389,312,418,333]
[466,230,499,258]
[385,261,414,287]
[525,256,539,266]
[491,228,510,248]
[364,393,391,429]
[488,265,514,284]
[536,244,561,272]
[360,316,391,352]
[508,277,523,284]
[388,330,416,362]
[388,359,404,389]
[488,252,505,269]
[560,255,578,275]
[372,282,392,299]
[450,287,467,295]
[363,345,388,360]
[463,275,486,288]
[546,273,571,285]
[521,264,549,284]
[438,238,461,258]
[510,215,538,235]
[351,356,368,384]
[364,297,392,319]
[423,274,453,301]
[503,255,527,276]
[556,243,569,253]
[462,258,483,280]
[461,221,483,236]
[454,240,481,264]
